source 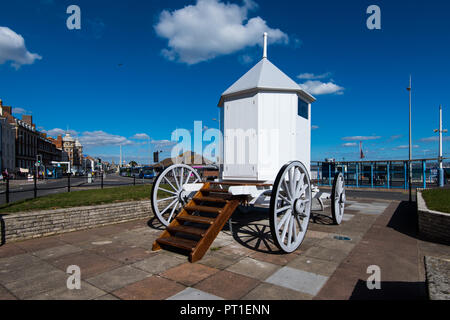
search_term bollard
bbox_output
[133,175,136,186]
[34,170,37,199]
[101,173,104,189]
[68,174,71,193]
[6,176,9,204]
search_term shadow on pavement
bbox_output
[349,279,427,300]
[386,201,418,239]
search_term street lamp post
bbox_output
[434,105,448,187]
[407,76,412,203]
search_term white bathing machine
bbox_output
[151,34,346,262]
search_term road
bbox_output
[0,175,413,205]
[0,174,153,205]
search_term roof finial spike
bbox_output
[263,32,268,59]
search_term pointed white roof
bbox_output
[219,58,315,105]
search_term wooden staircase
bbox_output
[152,183,241,263]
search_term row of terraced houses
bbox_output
[0,99,84,175]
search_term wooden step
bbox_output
[202,188,229,194]
[176,215,216,225]
[156,236,198,251]
[185,205,222,214]
[194,196,228,203]
[167,225,208,237]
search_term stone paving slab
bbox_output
[265,267,328,296]
[27,281,106,300]
[242,282,314,300]
[86,265,150,292]
[0,196,439,300]
[226,257,279,280]
[113,276,185,300]
[167,287,224,300]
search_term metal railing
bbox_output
[311,157,450,190]
[0,173,154,205]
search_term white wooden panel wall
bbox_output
[223,95,258,180]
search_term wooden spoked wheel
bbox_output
[151,164,201,227]
[331,172,346,225]
[269,161,312,253]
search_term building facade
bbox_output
[62,133,83,173]
[0,117,16,172]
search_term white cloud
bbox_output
[0,27,42,69]
[297,72,331,80]
[131,133,150,140]
[79,131,133,147]
[342,136,381,141]
[342,142,357,147]
[419,136,450,142]
[312,125,319,130]
[154,0,288,64]
[44,128,78,138]
[395,145,419,150]
[12,107,31,115]
[298,80,344,95]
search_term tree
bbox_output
[129,161,138,167]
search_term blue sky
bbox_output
[0,0,449,164]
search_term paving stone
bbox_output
[27,281,106,300]
[194,270,259,300]
[0,285,17,300]
[48,251,122,279]
[0,260,59,285]
[167,287,224,300]
[95,294,120,300]
[57,230,104,244]
[265,267,328,296]
[113,276,185,300]
[4,269,68,299]
[0,244,26,259]
[306,230,330,239]
[343,214,355,222]
[199,252,239,270]
[217,242,255,258]
[226,257,279,280]
[14,237,66,252]
[132,253,184,274]
[303,246,349,263]
[32,244,82,260]
[107,247,155,264]
[87,265,150,292]
[84,241,131,255]
[93,225,128,237]
[161,263,219,286]
[0,253,41,272]
[249,251,298,266]
[242,282,313,300]
[287,255,340,277]
[316,238,355,254]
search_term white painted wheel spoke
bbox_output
[158,187,177,195]
[167,201,179,223]
[277,210,291,232]
[276,205,291,214]
[159,198,178,216]
[157,196,177,203]
[179,167,184,187]
[172,168,181,190]
[163,176,178,193]
[296,215,303,232]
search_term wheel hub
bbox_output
[178,190,189,204]
[293,198,305,216]
[340,192,346,204]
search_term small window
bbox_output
[298,98,309,120]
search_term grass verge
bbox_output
[422,188,450,213]
[0,184,155,214]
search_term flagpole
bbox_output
[407,75,412,202]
